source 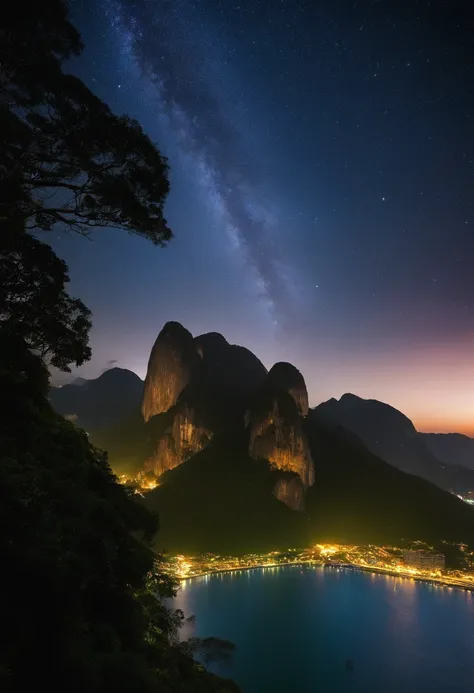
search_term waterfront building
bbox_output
[402,549,445,571]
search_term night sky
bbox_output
[54,0,474,434]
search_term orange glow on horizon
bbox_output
[310,336,474,438]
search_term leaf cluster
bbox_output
[0,335,239,693]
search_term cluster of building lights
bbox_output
[163,543,474,591]
[117,473,158,495]
[457,494,474,506]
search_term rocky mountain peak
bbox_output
[194,332,267,396]
[141,321,198,423]
[315,394,474,495]
[247,363,315,496]
[194,332,229,359]
[267,361,309,416]
[141,322,269,479]
[328,393,418,437]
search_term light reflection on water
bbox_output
[175,565,474,693]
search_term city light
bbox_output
[117,473,159,493]
[316,544,338,557]
[162,543,474,592]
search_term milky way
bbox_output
[62,0,474,433]
[104,0,302,332]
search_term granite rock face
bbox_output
[247,361,315,504]
[194,331,228,360]
[141,322,314,505]
[145,403,211,477]
[266,362,309,416]
[141,322,198,423]
[273,476,305,511]
[194,332,267,394]
[142,324,268,480]
[248,391,315,487]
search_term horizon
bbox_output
[56,321,474,438]
[5,4,474,692]
[49,1,474,439]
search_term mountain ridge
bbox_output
[422,432,474,471]
[49,367,144,430]
[315,393,474,496]
[48,322,474,554]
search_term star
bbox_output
[69,0,474,434]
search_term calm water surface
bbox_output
[175,566,474,693]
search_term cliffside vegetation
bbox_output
[146,434,306,555]
[0,337,240,692]
[0,2,240,691]
[142,415,474,556]
[59,329,474,556]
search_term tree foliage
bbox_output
[0,335,239,692]
[1,1,172,243]
[0,5,240,691]
[0,0,173,372]
[0,0,82,102]
[185,637,237,669]
[0,231,91,370]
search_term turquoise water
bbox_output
[175,565,474,693]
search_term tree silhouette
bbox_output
[0,6,241,690]
[0,335,240,692]
[1,1,171,244]
[0,0,172,370]
[0,231,91,371]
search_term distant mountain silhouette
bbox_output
[144,409,474,555]
[48,326,474,555]
[49,368,143,431]
[422,433,474,471]
[315,394,474,495]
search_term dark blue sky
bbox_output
[56,0,474,433]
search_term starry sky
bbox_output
[54,0,474,434]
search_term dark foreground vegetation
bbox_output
[79,373,474,556]
[0,338,239,692]
[0,2,239,690]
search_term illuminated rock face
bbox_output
[142,323,267,479]
[273,476,305,511]
[141,322,197,423]
[142,323,310,496]
[267,362,309,416]
[145,404,211,477]
[248,393,315,488]
[247,362,315,503]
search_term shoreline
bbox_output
[180,560,474,593]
